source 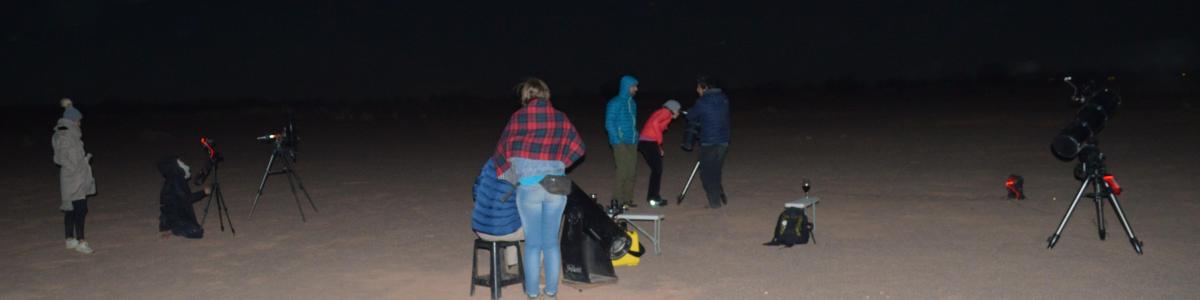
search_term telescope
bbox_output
[1044,76,1142,255]
[193,137,222,185]
[1050,77,1121,161]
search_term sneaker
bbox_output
[65,238,79,249]
[545,292,557,300]
[622,201,638,209]
[74,241,93,254]
[648,197,668,207]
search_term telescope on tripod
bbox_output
[248,114,319,222]
[1045,77,1143,255]
[195,137,234,235]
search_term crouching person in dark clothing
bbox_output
[158,156,210,239]
[683,76,731,209]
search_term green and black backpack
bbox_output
[763,207,812,247]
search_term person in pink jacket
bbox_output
[637,99,681,207]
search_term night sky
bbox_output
[2,0,1195,102]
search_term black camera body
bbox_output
[680,111,700,152]
[256,121,299,149]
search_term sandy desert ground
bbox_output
[2,90,1198,299]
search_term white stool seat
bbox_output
[785,196,820,208]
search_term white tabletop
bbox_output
[785,196,820,208]
[611,212,664,221]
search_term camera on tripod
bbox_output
[249,113,318,222]
[195,136,234,235]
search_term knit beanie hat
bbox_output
[663,99,681,114]
[63,106,83,121]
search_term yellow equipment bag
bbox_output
[612,229,645,267]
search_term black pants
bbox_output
[638,141,664,200]
[64,199,88,240]
[699,144,729,208]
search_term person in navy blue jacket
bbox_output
[471,158,523,272]
[683,76,731,208]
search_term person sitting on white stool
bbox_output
[471,159,523,273]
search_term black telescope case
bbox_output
[560,183,628,284]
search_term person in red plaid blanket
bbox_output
[491,78,585,299]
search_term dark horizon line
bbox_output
[6,67,1195,106]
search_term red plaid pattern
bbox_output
[493,98,586,175]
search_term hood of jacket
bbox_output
[54,118,81,139]
[617,75,638,99]
[158,156,186,179]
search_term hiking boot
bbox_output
[648,197,668,207]
[75,241,94,254]
[65,238,79,249]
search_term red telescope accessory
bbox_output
[1005,174,1025,200]
[1102,174,1122,195]
[201,137,216,159]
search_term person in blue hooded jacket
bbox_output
[605,75,640,208]
[470,158,523,274]
[683,76,731,208]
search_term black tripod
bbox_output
[1046,146,1143,254]
[248,143,318,221]
[199,160,235,235]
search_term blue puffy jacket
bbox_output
[688,88,731,145]
[471,159,520,236]
[605,75,639,145]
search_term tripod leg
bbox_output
[677,160,700,204]
[282,155,318,212]
[1104,186,1144,254]
[217,185,227,232]
[215,184,235,235]
[249,151,278,218]
[1048,177,1091,249]
[283,162,307,222]
[216,186,225,232]
[1094,180,1106,240]
[201,187,215,226]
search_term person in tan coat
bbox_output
[52,98,96,254]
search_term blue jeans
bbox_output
[516,184,567,297]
